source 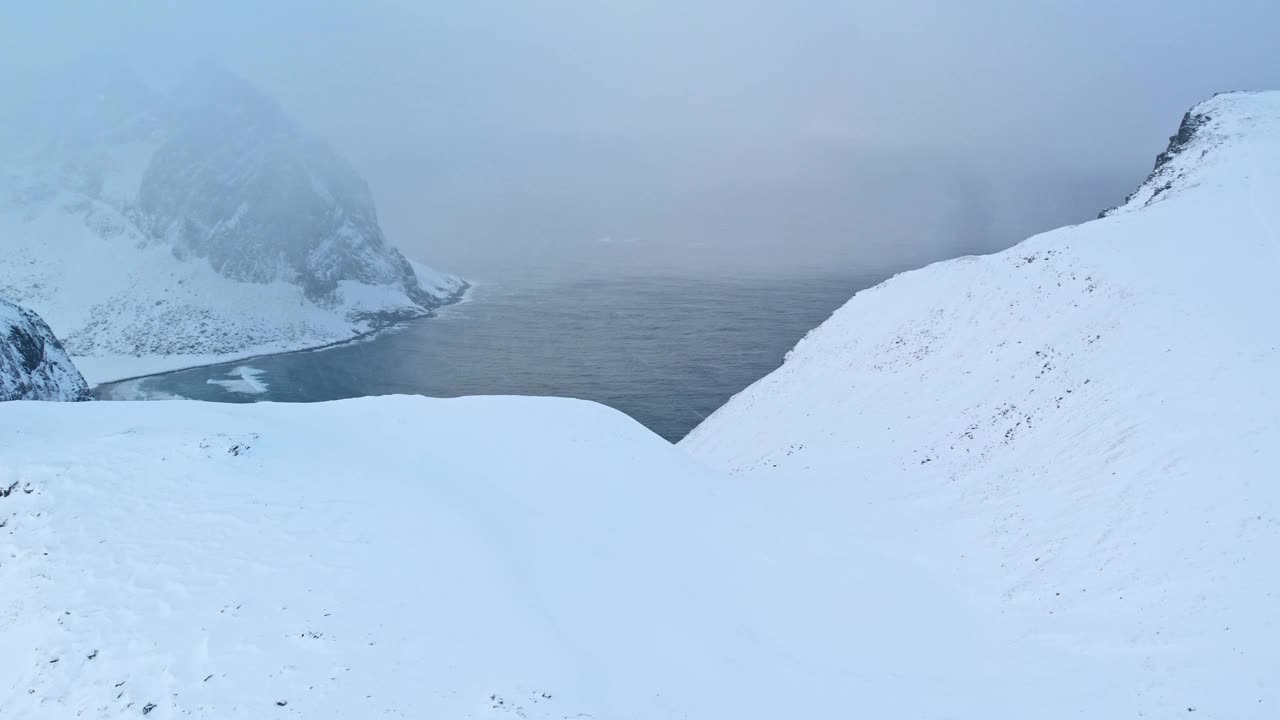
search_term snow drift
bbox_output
[0,63,464,384]
[3,396,839,720]
[683,91,1280,716]
[0,298,91,401]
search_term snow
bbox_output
[205,366,269,395]
[89,377,183,402]
[71,281,473,387]
[682,91,1280,717]
[95,140,159,204]
[0,185,462,385]
[1,396,860,720]
[75,352,299,388]
[409,259,469,299]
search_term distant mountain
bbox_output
[683,92,1280,716]
[0,298,91,401]
[0,63,464,383]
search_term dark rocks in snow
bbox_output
[1153,110,1213,174]
[0,299,92,402]
[1098,99,1221,218]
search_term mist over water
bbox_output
[9,1,1280,283]
[14,0,1280,441]
[384,135,1137,280]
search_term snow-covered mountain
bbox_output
[0,64,464,384]
[683,91,1280,716]
[0,298,91,401]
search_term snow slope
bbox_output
[0,395,1037,719]
[0,298,91,401]
[683,91,1280,716]
[0,64,464,384]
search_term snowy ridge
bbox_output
[0,64,464,383]
[1106,91,1278,215]
[682,91,1280,717]
[0,298,91,401]
[4,396,830,720]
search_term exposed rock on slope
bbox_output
[683,91,1280,717]
[1101,94,1229,216]
[0,299,91,401]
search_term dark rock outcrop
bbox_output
[1098,92,1260,218]
[0,299,93,401]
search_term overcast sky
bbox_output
[4,1,1279,278]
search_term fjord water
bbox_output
[99,265,883,441]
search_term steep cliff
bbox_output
[0,299,91,401]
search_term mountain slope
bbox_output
[0,64,463,384]
[0,299,91,401]
[682,91,1280,717]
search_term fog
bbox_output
[5,1,1279,280]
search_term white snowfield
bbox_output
[684,91,1280,716]
[2,396,876,720]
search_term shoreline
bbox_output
[88,281,473,390]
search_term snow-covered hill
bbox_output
[0,298,91,401]
[0,64,464,384]
[3,396,877,720]
[683,91,1280,716]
